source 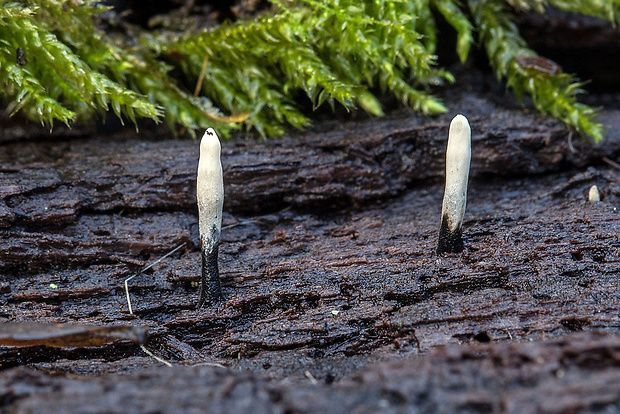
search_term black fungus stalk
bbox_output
[437,114,471,255]
[196,128,224,308]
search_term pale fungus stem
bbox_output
[437,114,471,255]
[196,127,224,308]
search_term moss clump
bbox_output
[0,0,617,141]
[0,1,162,127]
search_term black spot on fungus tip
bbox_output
[436,215,464,255]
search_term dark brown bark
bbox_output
[1,331,620,413]
[1,92,620,411]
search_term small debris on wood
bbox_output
[588,185,601,202]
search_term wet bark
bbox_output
[2,331,619,413]
[1,87,619,411]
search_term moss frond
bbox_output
[469,0,604,142]
[431,0,473,63]
[412,0,438,54]
[0,2,36,18]
[506,0,620,24]
[547,0,620,24]
[165,0,449,135]
[0,0,162,128]
[505,0,546,13]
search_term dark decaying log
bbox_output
[1,331,620,413]
[1,88,620,412]
[1,94,618,229]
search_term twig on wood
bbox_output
[304,370,318,385]
[124,243,186,315]
[496,316,513,340]
[221,206,293,230]
[140,344,173,367]
[602,156,620,171]
[221,219,260,230]
[191,362,227,369]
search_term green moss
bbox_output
[469,0,605,142]
[0,0,617,141]
[0,1,162,128]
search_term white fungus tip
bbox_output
[588,185,600,203]
[202,127,218,139]
[450,114,470,133]
[200,128,221,157]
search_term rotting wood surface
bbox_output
[2,331,619,413]
[1,90,620,412]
